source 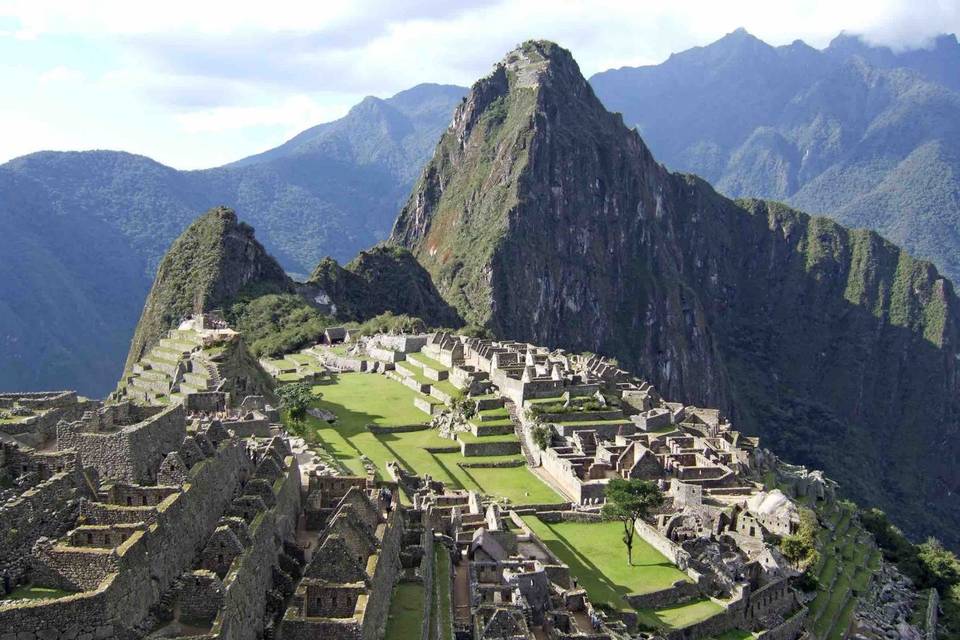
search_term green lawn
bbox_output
[1,585,74,601]
[709,630,755,640]
[303,373,560,504]
[385,582,425,640]
[430,379,463,399]
[522,518,692,607]
[407,351,450,372]
[637,598,725,630]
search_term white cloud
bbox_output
[37,65,85,86]
[0,0,957,168]
[174,95,352,134]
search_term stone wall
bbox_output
[625,581,701,609]
[57,403,186,484]
[459,439,521,457]
[419,514,436,640]
[361,504,404,640]
[178,570,225,625]
[210,455,301,640]
[0,466,88,588]
[759,607,807,640]
[0,438,253,639]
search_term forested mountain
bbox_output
[0,84,466,396]
[392,40,960,547]
[590,29,960,282]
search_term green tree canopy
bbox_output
[601,478,665,565]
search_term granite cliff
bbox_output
[391,41,960,545]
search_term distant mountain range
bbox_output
[0,84,466,396]
[591,29,960,281]
[3,30,960,398]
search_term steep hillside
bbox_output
[589,29,960,283]
[0,84,465,396]
[125,206,293,370]
[392,40,960,545]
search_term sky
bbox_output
[1,0,957,169]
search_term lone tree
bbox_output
[276,382,316,427]
[602,478,665,565]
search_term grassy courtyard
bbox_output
[302,373,561,505]
[523,517,723,629]
[384,582,425,640]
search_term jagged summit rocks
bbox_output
[392,40,960,547]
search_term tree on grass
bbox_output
[601,478,665,565]
[276,382,316,427]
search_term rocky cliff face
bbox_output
[392,41,960,544]
[125,206,293,370]
[306,245,462,327]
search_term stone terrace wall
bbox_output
[760,607,807,640]
[211,455,301,640]
[0,467,87,589]
[0,439,253,639]
[57,404,185,484]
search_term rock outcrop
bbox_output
[125,206,293,370]
[391,41,960,545]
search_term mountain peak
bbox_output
[124,206,292,370]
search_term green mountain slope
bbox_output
[391,40,960,546]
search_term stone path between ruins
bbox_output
[453,559,471,625]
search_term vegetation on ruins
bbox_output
[778,507,819,569]
[347,312,428,337]
[601,478,666,565]
[528,397,608,416]
[531,423,552,450]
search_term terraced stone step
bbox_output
[178,382,206,395]
[142,357,180,377]
[169,329,205,345]
[138,369,170,383]
[130,376,170,396]
[182,372,211,388]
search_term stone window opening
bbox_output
[126,496,133,506]
[87,533,93,544]
[218,554,224,564]
[143,496,148,505]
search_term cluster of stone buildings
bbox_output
[1,324,848,640]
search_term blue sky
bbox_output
[1,0,957,169]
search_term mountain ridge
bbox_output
[392,39,960,546]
